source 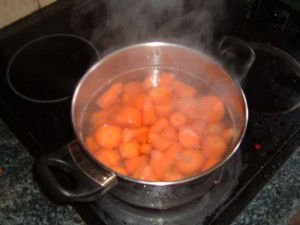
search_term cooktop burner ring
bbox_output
[244,43,300,114]
[6,33,99,104]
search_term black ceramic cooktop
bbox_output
[0,0,299,225]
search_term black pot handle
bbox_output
[36,140,117,202]
[218,36,255,84]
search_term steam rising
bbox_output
[72,0,227,52]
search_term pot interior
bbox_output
[71,42,248,183]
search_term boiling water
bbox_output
[81,67,236,181]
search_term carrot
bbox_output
[97,83,123,109]
[165,143,182,160]
[124,156,147,174]
[150,150,173,180]
[165,170,184,181]
[198,96,225,122]
[112,166,128,176]
[94,149,121,167]
[155,104,173,117]
[149,86,172,104]
[148,132,172,151]
[91,105,121,127]
[122,93,135,105]
[119,140,140,159]
[161,126,177,141]
[135,132,148,144]
[221,128,234,143]
[201,158,221,172]
[122,81,143,105]
[134,94,146,111]
[132,164,158,182]
[178,126,200,148]
[115,106,142,127]
[159,72,175,86]
[173,81,197,98]
[85,136,99,153]
[169,112,187,128]
[122,127,148,143]
[123,81,143,94]
[176,97,200,120]
[176,149,205,175]
[140,144,152,155]
[91,111,109,127]
[207,122,224,135]
[122,128,136,143]
[191,120,206,136]
[202,135,227,159]
[149,117,169,133]
[142,96,157,125]
[94,124,122,148]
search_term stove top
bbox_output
[0,0,299,225]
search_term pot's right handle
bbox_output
[36,140,117,202]
[218,36,255,84]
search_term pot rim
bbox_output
[71,41,249,186]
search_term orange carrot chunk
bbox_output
[191,120,206,136]
[149,86,172,104]
[91,111,109,127]
[85,136,99,153]
[94,124,122,148]
[115,106,142,127]
[198,96,225,122]
[97,83,123,109]
[135,132,148,144]
[150,150,173,180]
[119,140,140,159]
[221,128,234,143]
[202,135,227,159]
[169,112,187,128]
[173,81,197,98]
[148,132,172,151]
[161,126,178,141]
[150,117,169,133]
[178,126,200,148]
[155,104,173,117]
[132,164,158,182]
[201,158,221,172]
[134,94,146,111]
[159,72,175,84]
[142,96,157,125]
[112,166,128,176]
[165,170,185,181]
[140,144,152,155]
[122,81,143,105]
[176,149,205,175]
[176,97,200,120]
[94,149,121,167]
[122,127,148,143]
[123,81,143,94]
[165,143,183,160]
[124,156,147,174]
[207,122,224,135]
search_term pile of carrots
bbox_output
[85,71,234,182]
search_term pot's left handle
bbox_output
[36,140,117,202]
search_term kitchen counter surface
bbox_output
[0,118,299,225]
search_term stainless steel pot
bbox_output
[36,37,254,209]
